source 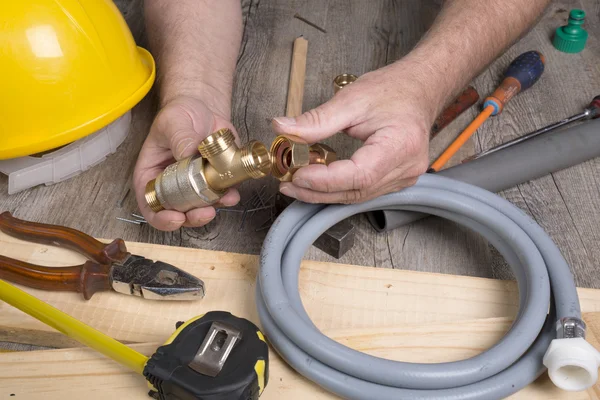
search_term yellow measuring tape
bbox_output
[0,279,149,374]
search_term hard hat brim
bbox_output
[0,47,156,160]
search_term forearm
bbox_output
[144,0,242,118]
[398,0,550,120]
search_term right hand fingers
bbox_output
[271,87,363,143]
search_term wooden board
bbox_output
[2,315,600,400]
[1,233,600,398]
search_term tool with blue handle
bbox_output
[429,51,545,172]
[483,50,546,115]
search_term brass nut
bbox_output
[188,157,225,205]
[309,143,337,165]
[270,135,310,182]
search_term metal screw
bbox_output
[294,13,327,33]
[116,217,145,225]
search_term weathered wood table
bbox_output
[1,0,599,287]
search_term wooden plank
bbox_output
[0,313,600,400]
[2,233,600,397]
[2,315,600,399]
[2,231,600,344]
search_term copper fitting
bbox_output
[309,143,337,165]
[200,129,271,191]
[145,129,337,213]
[333,74,358,94]
[145,129,271,213]
[270,135,310,182]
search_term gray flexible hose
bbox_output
[368,118,600,232]
[256,174,580,400]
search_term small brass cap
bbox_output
[333,74,358,93]
[145,179,164,213]
[198,128,236,158]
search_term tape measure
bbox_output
[144,311,269,400]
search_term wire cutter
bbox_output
[0,212,205,301]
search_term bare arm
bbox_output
[144,0,242,117]
[134,0,243,230]
[273,0,551,204]
[407,0,551,118]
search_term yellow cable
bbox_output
[0,279,149,375]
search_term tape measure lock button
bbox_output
[143,311,269,400]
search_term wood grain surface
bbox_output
[2,316,600,400]
[1,234,600,399]
[0,1,598,288]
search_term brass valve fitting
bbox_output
[199,128,271,191]
[145,129,337,213]
[145,129,271,213]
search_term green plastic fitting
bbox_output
[553,9,588,53]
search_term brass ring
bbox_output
[333,74,358,94]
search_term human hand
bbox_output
[272,62,435,204]
[133,96,240,230]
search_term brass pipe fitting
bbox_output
[333,74,358,94]
[270,137,337,182]
[200,129,271,191]
[145,155,223,213]
[145,130,338,213]
[309,143,337,165]
[145,129,271,213]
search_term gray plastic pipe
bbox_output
[367,119,600,232]
[256,173,591,399]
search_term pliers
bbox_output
[0,212,205,301]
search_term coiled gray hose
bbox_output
[256,174,580,400]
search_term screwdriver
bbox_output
[428,51,545,172]
[464,94,600,162]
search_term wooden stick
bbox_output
[285,36,308,117]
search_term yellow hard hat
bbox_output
[0,0,155,160]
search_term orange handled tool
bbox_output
[429,51,545,172]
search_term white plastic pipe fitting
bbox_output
[543,338,600,391]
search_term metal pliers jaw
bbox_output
[111,256,205,300]
[0,212,205,301]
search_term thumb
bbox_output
[165,105,215,160]
[271,95,357,143]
